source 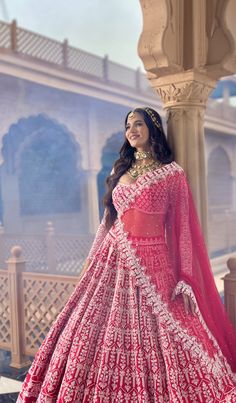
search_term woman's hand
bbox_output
[182,292,196,315]
[171,290,196,315]
[77,259,91,282]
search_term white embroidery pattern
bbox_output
[17,162,236,402]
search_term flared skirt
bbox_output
[17,232,236,402]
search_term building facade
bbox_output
[0,20,235,259]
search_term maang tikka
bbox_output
[144,108,162,131]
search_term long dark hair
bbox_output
[103,107,174,229]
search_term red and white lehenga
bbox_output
[18,161,236,402]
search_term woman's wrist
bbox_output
[171,281,196,315]
[78,259,91,281]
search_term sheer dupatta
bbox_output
[87,209,108,262]
[166,170,236,372]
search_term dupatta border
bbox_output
[113,164,236,381]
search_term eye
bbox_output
[125,125,130,131]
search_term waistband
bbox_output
[108,229,166,246]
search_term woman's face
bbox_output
[125,111,150,151]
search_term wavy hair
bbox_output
[103,107,174,229]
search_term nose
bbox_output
[129,125,137,133]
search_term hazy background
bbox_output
[0,1,235,389]
[0,1,235,266]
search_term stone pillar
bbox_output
[83,107,102,234]
[1,167,22,233]
[231,158,236,213]
[46,221,56,273]
[138,0,236,243]
[224,258,236,329]
[8,246,31,368]
[232,176,236,213]
[85,169,100,233]
[151,71,216,237]
[0,223,5,268]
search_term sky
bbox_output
[1,1,236,104]
[0,0,143,70]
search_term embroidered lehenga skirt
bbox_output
[17,162,236,402]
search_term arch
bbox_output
[97,131,124,218]
[2,114,83,216]
[2,114,82,174]
[207,146,232,208]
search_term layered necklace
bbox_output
[127,150,162,179]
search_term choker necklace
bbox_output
[128,160,162,179]
[134,150,152,161]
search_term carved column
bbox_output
[224,258,236,329]
[138,0,236,243]
[152,71,216,237]
[84,107,101,234]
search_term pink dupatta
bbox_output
[166,170,236,372]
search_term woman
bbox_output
[18,107,236,402]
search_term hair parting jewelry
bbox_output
[127,108,162,132]
[127,111,136,119]
[144,108,162,131]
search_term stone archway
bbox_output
[1,114,83,232]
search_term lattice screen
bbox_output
[68,46,104,77]
[22,273,77,355]
[4,237,47,272]
[17,28,63,65]
[108,61,136,87]
[4,234,93,275]
[0,270,11,349]
[55,235,93,275]
[0,21,10,48]
[0,20,151,94]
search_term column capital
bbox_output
[138,0,236,79]
[149,71,216,108]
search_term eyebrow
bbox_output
[126,119,143,125]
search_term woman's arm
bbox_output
[77,258,91,282]
[77,210,109,282]
[87,208,109,261]
[78,168,114,281]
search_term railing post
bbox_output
[223,257,236,329]
[11,19,17,52]
[0,223,5,268]
[103,54,109,82]
[7,246,31,368]
[62,39,69,68]
[46,221,56,273]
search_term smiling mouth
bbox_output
[130,135,139,140]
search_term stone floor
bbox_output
[0,351,32,402]
[0,379,21,402]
